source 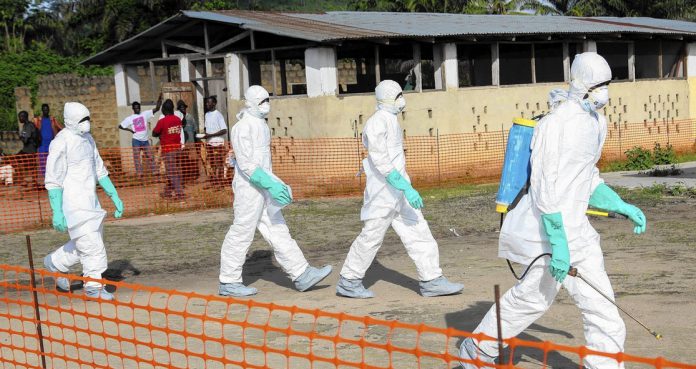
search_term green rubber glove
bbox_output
[98,176,124,218]
[541,212,570,283]
[48,188,67,232]
[386,169,423,209]
[249,168,291,206]
[589,183,646,234]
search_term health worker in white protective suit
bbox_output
[336,80,464,299]
[43,102,124,301]
[218,85,332,297]
[459,52,647,369]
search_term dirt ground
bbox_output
[2,184,695,367]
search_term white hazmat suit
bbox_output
[337,80,463,298]
[43,102,122,300]
[219,86,331,296]
[461,53,629,369]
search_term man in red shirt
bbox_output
[153,99,185,200]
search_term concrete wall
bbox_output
[0,131,21,154]
[17,74,121,148]
[227,79,692,139]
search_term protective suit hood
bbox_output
[569,52,612,111]
[375,80,406,114]
[64,102,91,135]
[244,85,271,119]
[547,52,611,112]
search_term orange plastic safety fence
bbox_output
[1,119,695,234]
[1,264,695,369]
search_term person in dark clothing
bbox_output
[17,111,40,188]
[18,111,39,154]
[35,104,63,178]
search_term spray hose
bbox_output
[506,253,663,340]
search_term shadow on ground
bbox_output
[445,301,579,368]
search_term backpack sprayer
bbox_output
[496,116,661,340]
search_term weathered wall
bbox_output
[228,79,692,139]
[0,131,22,154]
[34,74,120,147]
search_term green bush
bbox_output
[0,46,111,131]
[623,146,654,170]
[653,143,676,165]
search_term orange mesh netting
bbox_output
[1,118,694,234]
[1,264,695,369]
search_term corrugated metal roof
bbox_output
[83,10,696,65]
[190,10,396,41]
[191,10,696,40]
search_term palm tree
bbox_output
[464,0,543,15]
[521,0,586,15]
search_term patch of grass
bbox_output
[613,183,696,205]
[601,147,696,173]
[674,151,696,164]
[420,183,498,201]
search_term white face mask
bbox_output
[77,121,91,135]
[395,96,406,113]
[68,117,91,135]
[258,101,270,116]
[378,95,406,114]
[587,87,609,110]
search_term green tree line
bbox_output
[0,0,693,131]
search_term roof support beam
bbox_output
[234,43,318,55]
[163,40,206,54]
[370,38,390,45]
[209,31,251,53]
[204,21,210,54]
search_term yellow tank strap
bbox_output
[495,204,508,214]
[512,118,537,128]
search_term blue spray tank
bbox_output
[495,117,538,214]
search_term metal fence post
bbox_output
[618,121,623,160]
[355,121,362,188]
[436,129,441,185]
[26,235,48,369]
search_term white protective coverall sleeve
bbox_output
[589,165,605,193]
[93,136,109,180]
[231,122,261,178]
[529,116,563,215]
[44,137,67,190]
[364,118,396,177]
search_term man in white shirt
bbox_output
[119,95,163,177]
[199,96,228,188]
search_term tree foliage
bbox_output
[348,0,696,18]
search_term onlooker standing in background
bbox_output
[18,111,40,188]
[177,100,197,144]
[18,111,39,155]
[198,96,228,189]
[119,94,163,178]
[176,100,199,183]
[34,104,63,179]
[152,99,185,200]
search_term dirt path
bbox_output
[2,184,695,365]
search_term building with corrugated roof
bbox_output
[83,10,696,141]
